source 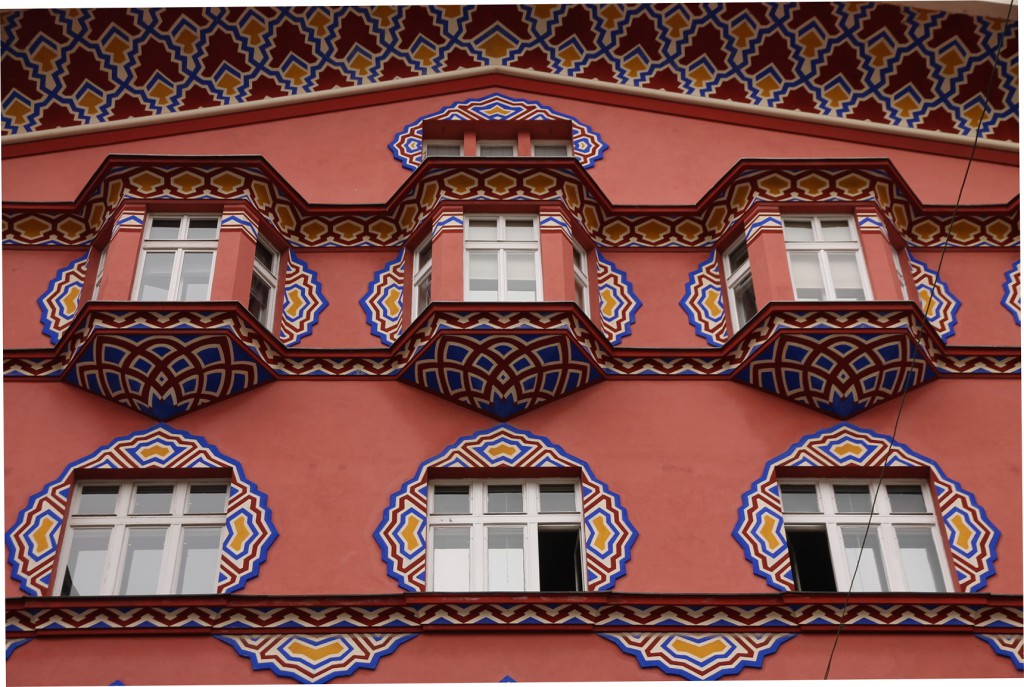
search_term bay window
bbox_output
[428,480,583,592]
[477,140,517,157]
[724,237,757,328]
[56,480,228,596]
[780,479,952,593]
[572,242,589,314]
[412,237,433,317]
[464,215,541,302]
[784,216,871,301]
[247,236,279,327]
[133,215,219,301]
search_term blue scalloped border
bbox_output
[280,252,327,347]
[598,633,795,680]
[907,252,960,343]
[595,251,641,346]
[360,250,405,346]
[38,253,88,345]
[976,635,1024,670]
[1002,259,1020,326]
[5,639,31,660]
[680,253,726,347]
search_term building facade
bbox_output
[2,4,1021,683]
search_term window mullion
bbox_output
[818,250,837,300]
[105,524,129,595]
[158,523,183,593]
[168,249,185,301]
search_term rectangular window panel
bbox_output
[819,219,854,241]
[248,273,272,323]
[487,485,523,514]
[834,484,872,513]
[786,528,837,592]
[534,143,569,157]
[727,242,750,273]
[425,143,461,157]
[466,218,499,241]
[118,527,168,595]
[841,526,889,592]
[176,251,214,300]
[186,484,229,514]
[138,252,175,300]
[539,485,577,513]
[733,277,758,326]
[432,527,471,591]
[467,252,500,299]
[60,528,112,596]
[185,218,219,241]
[827,252,866,300]
[254,242,276,271]
[433,486,470,515]
[175,527,223,594]
[886,485,928,514]
[895,527,945,592]
[479,143,515,157]
[77,485,120,515]
[487,526,525,592]
[504,252,537,301]
[779,484,820,513]
[783,219,815,242]
[789,252,826,300]
[416,274,432,312]
[538,529,582,591]
[131,485,174,515]
[503,219,536,242]
[149,217,183,240]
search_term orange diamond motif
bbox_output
[484,172,517,196]
[796,173,830,198]
[171,171,204,195]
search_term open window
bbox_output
[427,479,583,592]
[55,480,229,596]
[780,479,953,593]
[133,215,220,302]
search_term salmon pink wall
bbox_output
[2,248,86,349]
[2,87,1017,207]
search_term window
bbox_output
[532,140,571,157]
[413,237,432,317]
[724,238,757,328]
[572,242,589,313]
[428,480,583,592]
[477,140,517,157]
[780,479,952,593]
[56,480,229,596]
[464,215,541,302]
[423,140,463,158]
[890,244,910,300]
[783,216,871,301]
[133,215,219,301]
[91,243,109,299]
[248,237,279,327]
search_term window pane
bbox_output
[186,217,219,240]
[466,218,499,241]
[789,252,826,300]
[487,485,523,513]
[534,143,569,157]
[432,527,470,591]
[248,274,272,323]
[819,218,853,241]
[175,527,223,594]
[540,484,577,513]
[468,252,499,299]
[77,485,120,515]
[505,252,537,301]
[425,143,461,157]
[60,528,111,596]
[177,251,214,300]
[842,526,889,592]
[779,484,819,513]
[254,241,276,271]
[187,484,229,514]
[834,485,872,513]
[733,277,758,326]
[574,279,587,309]
[503,219,536,241]
[417,241,432,268]
[149,217,183,240]
[138,252,174,300]
[538,529,582,591]
[479,143,515,157]
[786,528,837,592]
[416,273,432,313]
[573,245,586,270]
[827,252,866,300]
[433,486,470,514]
[896,527,945,592]
[487,526,525,591]
[726,242,749,273]
[886,485,928,513]
[131,485,174,515]
[783,219,815,242]
[118,527,168,595]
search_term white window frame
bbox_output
[464,215,543,302]
[571,240,590,315]
[532,140,572,157]
[476,140,517,157]
[91,243,109,300]
[889,244,910,300]
[248,235,280,328]
[783,215,872,302]
[132,214,220,302]
[54,479,229,596]
[779,478,954,593]
[723,237,757,329]
[427,478,584,592]
[423,139,463,158]
[412,236,433,317]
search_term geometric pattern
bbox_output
[977,634,1024,670]
[374,425,637,592]
[216,634,417,683]
[37,253,88,344]
[390,93,607,170]
[595,252,641,345]
[279,252,327,347]
[733,330,937,418]
[360,250,405,346]
[908,252,960,342]
[65,331,275,420]
[681,253,728,346]
[398,331,602,419]
[3,159,1017,252]
[6,638,31,660]
[1003,259,1021,326]
[599,632,794,680]
[5,425,277,596]
[733,423,1001,593]
[1,6,1016,141]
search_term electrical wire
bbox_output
[823,1,1016,678]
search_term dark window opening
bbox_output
[787,528,837,592]
[538,529,582,591]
